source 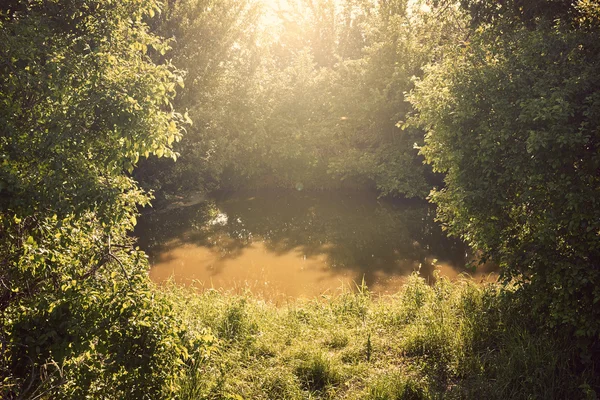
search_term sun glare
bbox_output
[259,0,291,30]
[258,0,345,31]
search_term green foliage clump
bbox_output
[295,350,343,393]
[217,299,259,343]
[410,0,600,342]
[135,0,261,195]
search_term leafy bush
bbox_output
[410,0,600,342]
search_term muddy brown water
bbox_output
[134,189,497,300]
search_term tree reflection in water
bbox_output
[135,189,496,297]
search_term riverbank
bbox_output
[161,274,598,399]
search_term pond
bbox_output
[134,189,497,299]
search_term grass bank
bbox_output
[162,274,598,399]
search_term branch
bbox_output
[107,252,133,291]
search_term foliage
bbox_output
[326,0,466,197]
[366,372,429,400]
[134,0,262,195]
[409,1,600,342]
[0,0,198,398]
[135,0,464,198]
[3,0,598,396]
[295,350,343,392]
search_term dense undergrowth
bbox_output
[162,274,599,399]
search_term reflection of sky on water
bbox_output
[134,189,496,298]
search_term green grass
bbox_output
[162,274,599,399]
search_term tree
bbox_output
[410,0,600,342]
[0,1,194,397]
[326,0,466,197]
[134,0,262,195]
[133,0,463,198]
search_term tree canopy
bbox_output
[136,0,464,197]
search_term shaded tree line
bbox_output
[135,0,465,198]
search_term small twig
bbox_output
[26,360,65,400]
[81,256,108,280]
[17,356,37,400]
[109,243,132,249]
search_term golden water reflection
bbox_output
[136,190,497,300]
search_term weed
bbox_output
[326,332,349,350]
[295,351,342,392]
[366,372,430,400]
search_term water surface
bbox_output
[135,190,496,299]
